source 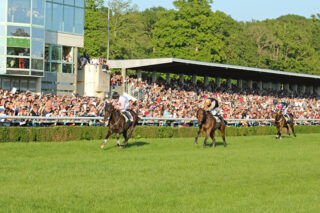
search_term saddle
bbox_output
[121,111,133,126]
[284,114,290,123]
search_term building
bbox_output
[0,0,84,95]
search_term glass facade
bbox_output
[0,0,48,77]
[45,44,75,73]
[0,0,84,93]
[46,0,84,35]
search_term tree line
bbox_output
[84,0,320,75]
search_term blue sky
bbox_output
[130,0,320,21]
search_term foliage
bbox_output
[83,0,320,75]
[0,125,320,142]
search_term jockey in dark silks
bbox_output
[279,101,290,118]
[203,97,223,121]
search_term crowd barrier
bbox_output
[0,116,319,127]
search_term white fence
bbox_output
[0,116,319,127]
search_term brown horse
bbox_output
[194,108,227,148]
[274,112,296,139]
[100,103,139,149]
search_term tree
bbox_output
[83,0,108,57]
[152,0,227,62]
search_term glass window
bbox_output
[64,0,74,5]
[0,56,5,69]
[7,38,30,48]
[0,38,4,55]
[7,26,30,37]
[53,0,63,3]
[20,79,28,91]
[7,57,30,69]
[51,63,61,72]
[0,0,6,22]
[11,79,20,89]
[32,28,44,39]
[64,6,74,33]
[8,0,31,24]
[0,25,5,36]
[32,0,45,26]
[52,3,63,32]
[45,2,52,30]
[2,78,11,90]
[62,64,72,73]
[63,46,73,62]
[29,79,36,91]
[31,40,44,58]
[45,45,49,61]
[7,47,30,56]
[75,8,84,35]
[45,62,50,71]
[51,46,62,61]
[31,59,43,70]
[75,0,84,8]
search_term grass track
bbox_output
[0,134,320,212]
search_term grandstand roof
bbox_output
[108,58,320,85]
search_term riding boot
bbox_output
[217,114,223,122]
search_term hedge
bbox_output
[0,125,319,142]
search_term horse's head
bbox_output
[196,108,206,125]
[104,102,114,120]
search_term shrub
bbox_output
[0,125,318,143]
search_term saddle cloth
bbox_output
[121,111,133,125]
[284,115,290,123]
[213,116,221,128]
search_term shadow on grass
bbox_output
[102,141,149,151]
[125,141,149,148]
[199,141,226,147]
[273,135,297,140]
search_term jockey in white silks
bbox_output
[112,92,133,122]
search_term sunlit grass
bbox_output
[0,134,319,212]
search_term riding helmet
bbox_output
[112,91,120,99]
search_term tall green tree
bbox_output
[152,0,227,62]
[107,0,151,59]
[84,0,108,57]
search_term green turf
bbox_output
[0,134,320,212]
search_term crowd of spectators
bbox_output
[0,74,319,127]
[125,76,320,124]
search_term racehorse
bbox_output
[100,103,139,149]
[194,108,227,148]
[274,112,296,139]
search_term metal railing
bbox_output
[0,115,319,127]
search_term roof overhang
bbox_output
[108,58,320,85]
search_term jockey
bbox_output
[280,101,289,118]
[203,97,223,121]
[112,92,133,122]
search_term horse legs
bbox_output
[285,125,290,136]
[203,129,211,148]
[210,130,216,148]
[101,130,112,149]
[290,121,296,137]
[122,130,128,147]
[116,133,121,148]
[275,125,281,139]
[221,126,227,147]
[194,128,202,144]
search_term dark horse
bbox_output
[100,103,139,149]
[194,108,227,148]
[274,112,296,139]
